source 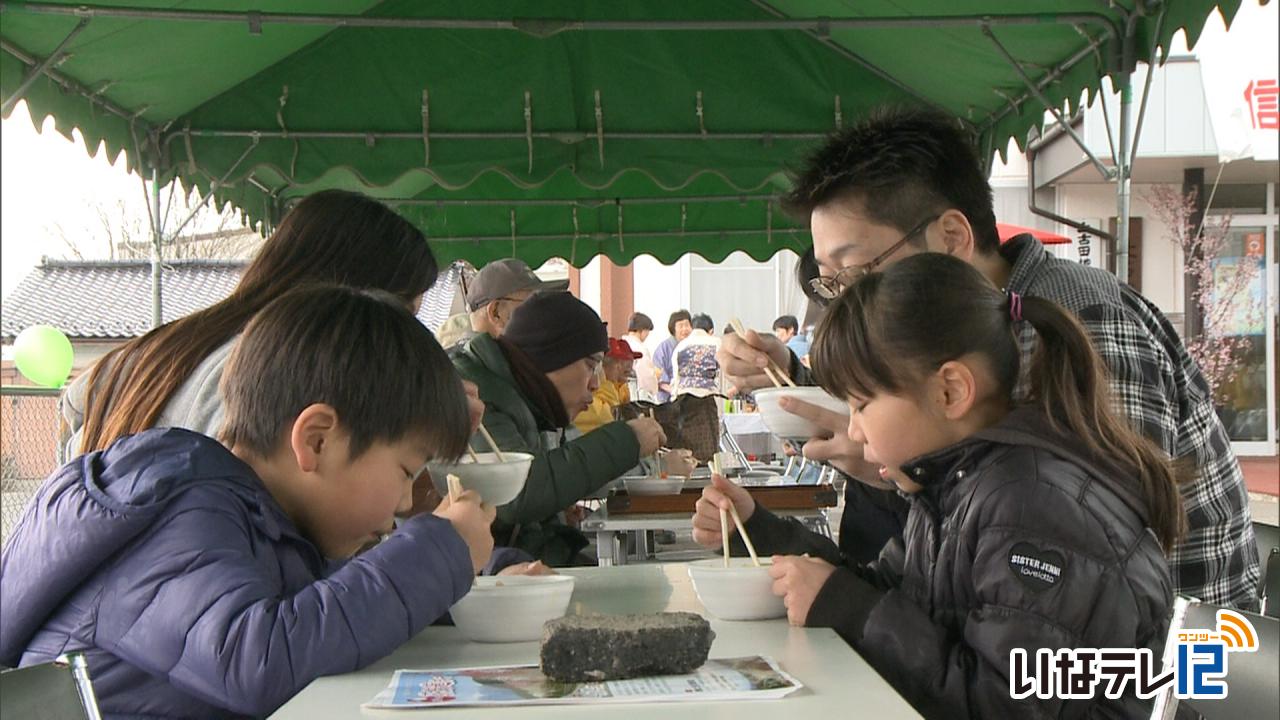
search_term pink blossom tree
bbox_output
[1146,184,1265,403]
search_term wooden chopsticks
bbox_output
[728,504,761,566]
[476,423,506,463]
[711,452,761,567]
[446,473,464,503]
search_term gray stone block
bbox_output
[540,612,715,682]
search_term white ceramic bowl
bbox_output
[752,386,850,440]
[428,452,533,506]
[450,574,576,643]
[622,476,685,495]
[688,558,786,620]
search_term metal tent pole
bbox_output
[1115,75,1133,283]
[150,168,163,328]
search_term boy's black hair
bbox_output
[220,284,470,461]
[782,106,1000,254]
[667,309,692,336]
[690,314,714,332]
[627,312,654,332]
[772,315,799,333]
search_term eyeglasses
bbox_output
[808,214,940,301]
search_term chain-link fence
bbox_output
[1,387,65,547]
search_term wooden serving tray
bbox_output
[605,484,838,515]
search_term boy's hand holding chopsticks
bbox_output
[433,474,497,573]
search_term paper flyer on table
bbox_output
[363,655,802,709]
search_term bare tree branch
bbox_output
[52,180,261,263]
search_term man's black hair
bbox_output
[782,106,1000,254]
[772,315,799,333]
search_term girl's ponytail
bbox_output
[1019,295,1187,549]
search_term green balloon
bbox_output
[13,325,74,389]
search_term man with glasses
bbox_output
[715,106,1258,609]
[465,259,569,339]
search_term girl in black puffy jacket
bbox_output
[760,253,1185,719]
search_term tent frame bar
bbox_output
[746,0,953,120]
[169,128,830,141]
[385,194,782,209]
[0,3,1121,39]
[161,127,831,151]
[975,28,1113,134]
[428,227,806,245]
[982,21,1117,181]
[0,37,140,125]
[0,15,87,114]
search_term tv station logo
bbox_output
[1009,609,1258,700]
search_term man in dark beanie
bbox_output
[452,291,667,566]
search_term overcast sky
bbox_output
[1,107,144,300]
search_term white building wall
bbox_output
[686,250,802,338]
[629,254,687,353]
[577,256,602,316]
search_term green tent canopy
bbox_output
[0,0,1241,266]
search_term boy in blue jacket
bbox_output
[0,285,496,719]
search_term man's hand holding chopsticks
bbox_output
[717,329,792,394]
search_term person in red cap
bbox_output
[574,338,698,480]
[573,338,642,434]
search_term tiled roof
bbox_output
[2,259,245,341]
[2,258,466,341]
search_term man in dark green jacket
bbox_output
[453,291,666,565]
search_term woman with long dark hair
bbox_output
[66,190,441,453]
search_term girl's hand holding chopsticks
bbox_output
[694,456,761,565]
